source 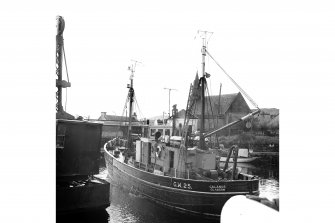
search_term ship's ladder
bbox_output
[181,83,196,145]
[176,83,197,178]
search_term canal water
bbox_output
[59,158,279,223]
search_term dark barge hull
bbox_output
[56,119,110,214]
[104,146,259,219]
[56,176,110,214]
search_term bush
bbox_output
[218,133,279,151]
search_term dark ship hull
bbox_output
[104,145,259,219]
[56,119,110,214]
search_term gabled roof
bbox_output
[206,93,239,115]
[193,92,242,116]
[148,92,251,120]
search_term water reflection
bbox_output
[105,160,278,223]
[58,160,278,223]
[107,183,217,223]
[259,179,279,201]
[226,161,279,202]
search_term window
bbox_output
[150,129,156,136]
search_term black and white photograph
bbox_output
[1,0,335,223]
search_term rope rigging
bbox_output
[205,82,216,130]
[134,96,145,121]
[63,44,70,111]
[206,49,259,109]
[119,94,130,128]
[121,94,129,117]
[204,80,220,148]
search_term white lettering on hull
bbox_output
[172,181,192,190]
[209,185,226,192]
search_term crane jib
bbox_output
[204,109,261,138]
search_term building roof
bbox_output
[172,93,247,119]
[192,92,245,116]
[254,108,279,116]
[206,93,239,115]
[98,113,138,122]
[147,92,252,121]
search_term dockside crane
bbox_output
[56,16,74,120]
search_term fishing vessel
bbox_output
[55,16,110,215]
[104,31,261,219]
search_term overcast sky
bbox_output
[5,0,331,119]
[54,1,287,119]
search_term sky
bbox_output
[1,0,335,222]
[53,1,290,119]
[2,1,334,120]
[3,0,319,119]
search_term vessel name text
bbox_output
[172,181,192,190]
[209,185,226,192]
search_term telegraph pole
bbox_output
[163,87,177,117]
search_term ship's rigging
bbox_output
[103,30,262,218]
[116,30,261,176]
[181,31,261,150]
[123,60,144,155]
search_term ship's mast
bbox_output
[127,64,135,149]
[127,60,141,149]
[199,38,206,149]
[198,30,212,150]
[196,31,261,148]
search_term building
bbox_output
[97,112,148,139]
[174,92,251,136]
